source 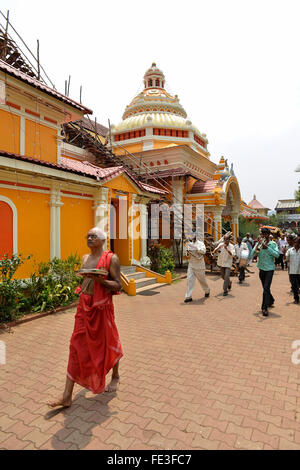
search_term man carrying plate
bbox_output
[48,227,123,408]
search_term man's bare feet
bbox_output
[105,376,120,393]
[47,396,72,408]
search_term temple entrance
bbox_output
[110,197,130,265]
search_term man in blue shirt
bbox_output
[251,227,279,316]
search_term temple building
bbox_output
[0,57,246,285]
[0,58,165,281]
[110,63,242,254]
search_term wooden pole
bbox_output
[80,85,82,104]
[67,75,71,96]
[2,10,9,60]
[108,118,112,150]
[37,39,40,80]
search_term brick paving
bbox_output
[0,266,300,450]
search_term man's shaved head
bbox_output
[89,227,107,240]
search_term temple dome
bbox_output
[114,112,201,134]
[112,63,209,155]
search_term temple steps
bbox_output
[120,266,169,295]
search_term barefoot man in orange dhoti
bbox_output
[48,227,123,408]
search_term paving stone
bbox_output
[1,268,300,450]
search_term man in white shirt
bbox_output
[242,233,254,266]
[286,236,300,304]
[277,234,288,270]
[213,234,236,296]
[234,236,249,283]
[184,236,210,303]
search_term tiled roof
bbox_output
[60,157,123,181]
[0,150,166,195]
[242,208,269,220]
[190,179,218,194]
[0,59,92,114]
[275,199,300,210]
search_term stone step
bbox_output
[120,266,137,275]
[134,277,158,289]
[136,282,169,294]
[125,272,145,280]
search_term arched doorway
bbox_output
[222,179,241,240]
[0,200,13,257]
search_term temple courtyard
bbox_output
[0,266,300,450]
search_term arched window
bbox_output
[0,196,18,257]
[155,79,160,87]
[148,79,153,87]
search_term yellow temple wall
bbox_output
[0,186,50,278]
[0,109,20,154]
[60,197,94,261]
[113,143,143,155]
[153,140,179,150]
[25,119,57,163]
[104,175,137,194]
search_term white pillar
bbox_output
[172,178,184,240]
[140,201,151,266]
[49,185,63,259]
[143,117,154,151]
[93,187,109,250]
[212,207,223,242]
[130,193,138,264]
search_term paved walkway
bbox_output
[1,266,300,450]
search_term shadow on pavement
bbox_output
[180,298,207,306]
[253,310,282,321]
[45,389,117,449]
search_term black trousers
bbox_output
[238,265,245,281]
[290,274,300,302]
[278,254,284,270]
[259,270,274,310]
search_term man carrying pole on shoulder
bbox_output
[251,227,279,316]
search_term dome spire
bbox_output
[144,63,165,90]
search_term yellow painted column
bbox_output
[212,207,223,242]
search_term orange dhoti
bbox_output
[67,251,123,394]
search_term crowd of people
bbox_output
[185,228,300,316]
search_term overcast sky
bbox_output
[1,0,299,210]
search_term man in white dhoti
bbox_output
[184,237,210,303]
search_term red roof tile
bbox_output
[242,208,269,220]
[190,179,218,194]
[0,59,92,114]
[0,150,166,195]
[60,157,123,181]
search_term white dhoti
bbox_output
[186,264,210,298]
